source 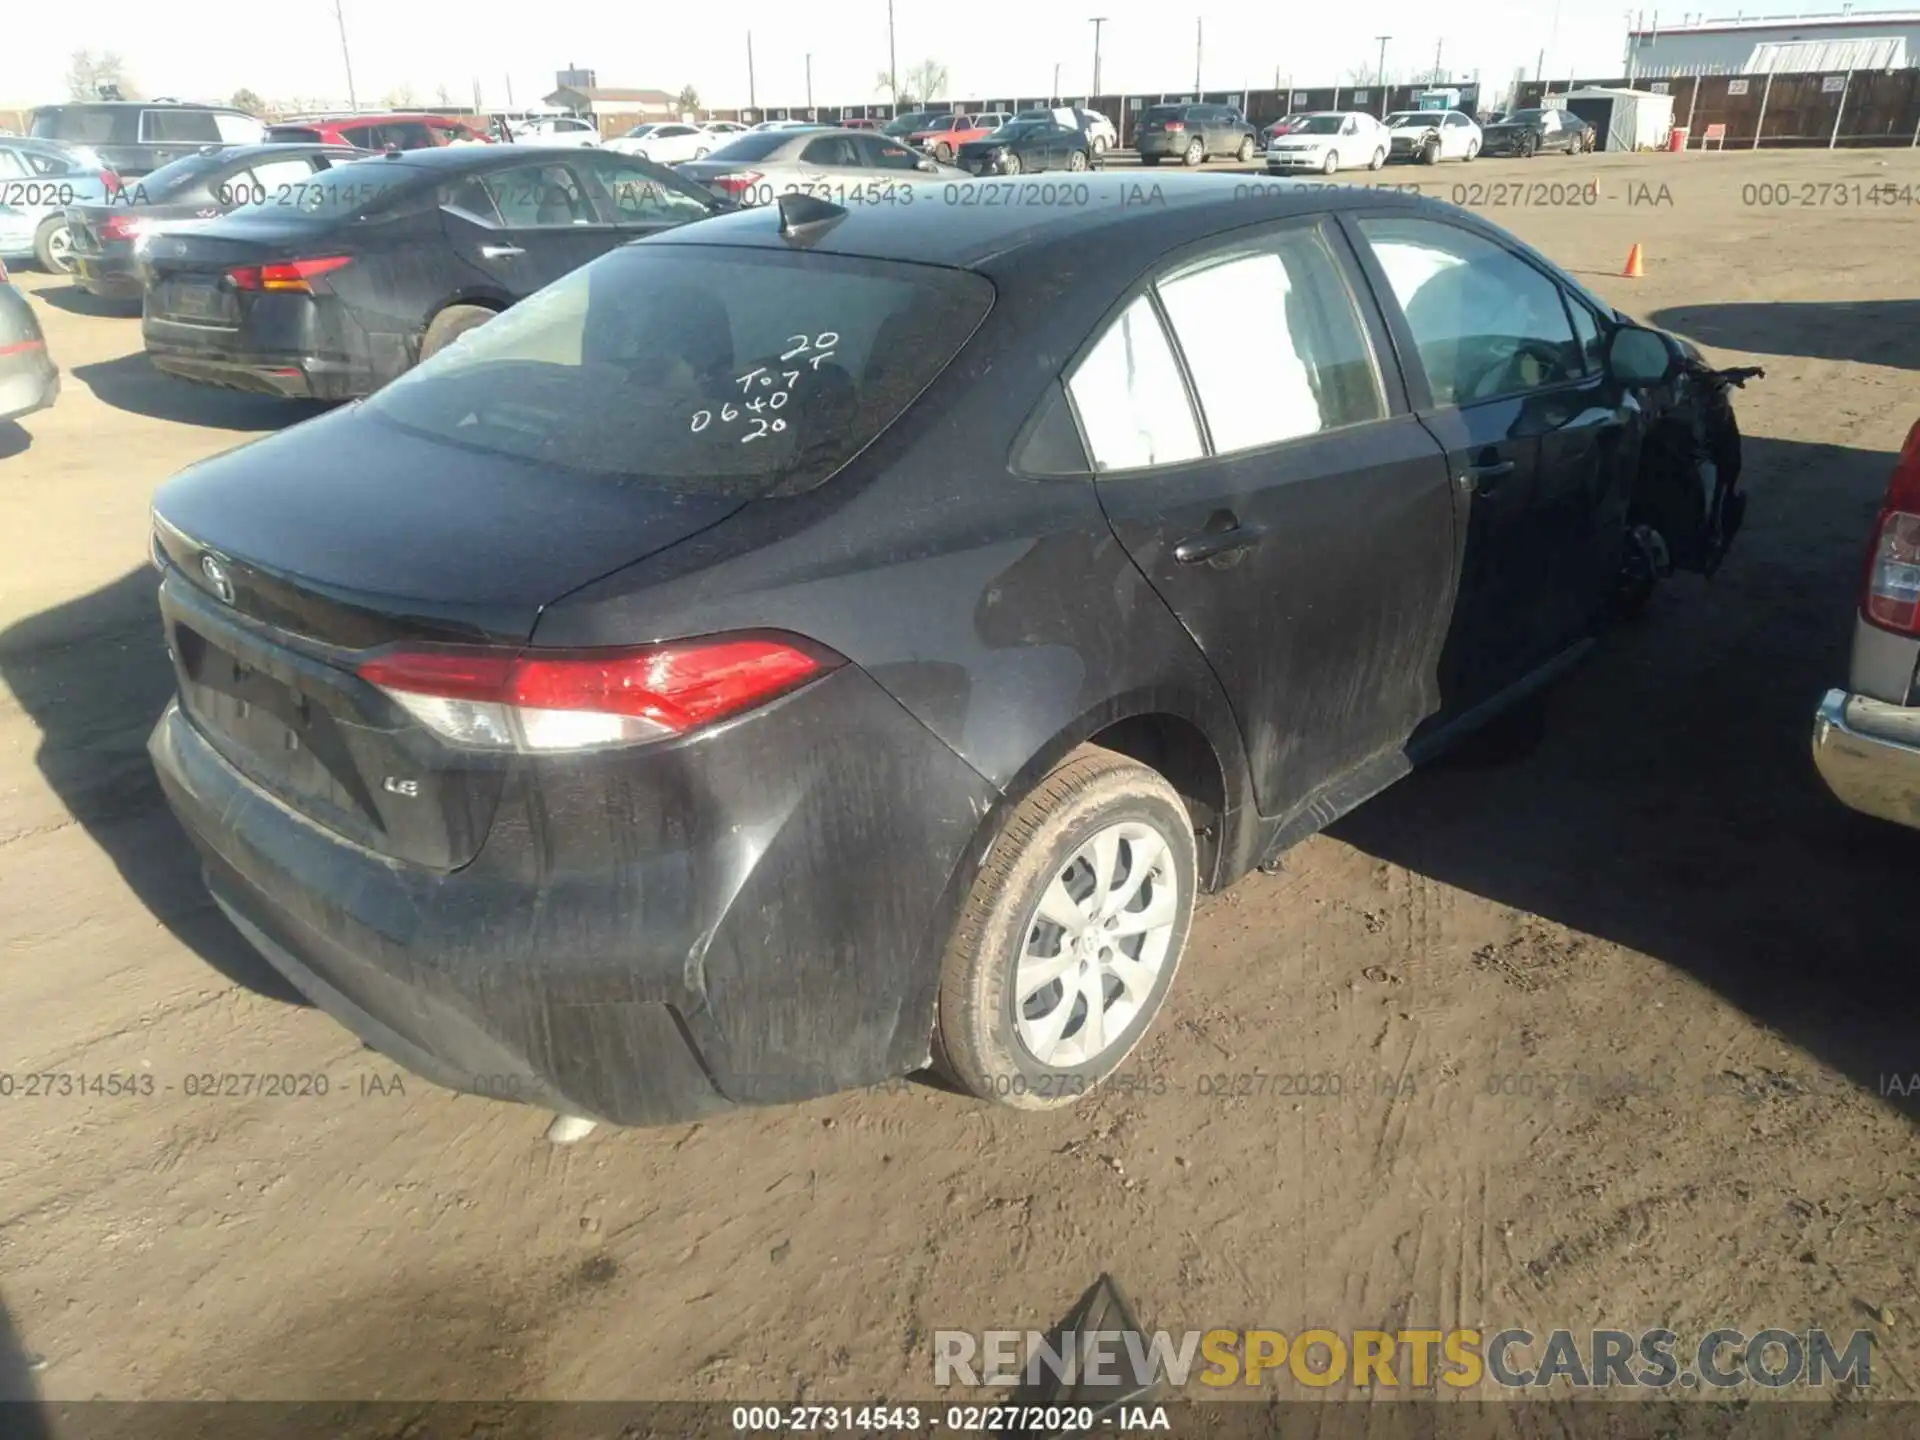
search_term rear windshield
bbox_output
[362,244,995,496]
[133,150,241,201]
[706,132,800,161]
[226,160,417,217]
[1507,110,1548,123]
[31,106,138,144]
[1142,106,1186,122]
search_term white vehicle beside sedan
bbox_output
[509,115,601,147]
[1264,110,1389,174]
[1383,109,1482,164]
[603,122,715,163]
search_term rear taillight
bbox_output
[1164,121,1186,132]
[226,256,353,293]
[709,170,764,197]
[99,169,123,194]
[1863,418,1920,635]
[100,212,145,242]
[355,635,840,752]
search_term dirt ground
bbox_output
[1,147,1918,1410]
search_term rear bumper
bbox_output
[145,319,380,401]
[1265,152,1330,170]
[148,662,997,1128]
[1135,136,1190,157]
[71,254,144,299]
[1812,689,1920,831]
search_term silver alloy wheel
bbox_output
[44,223,74,272]
[1013,820,1180,1068]
[1067,148,1087,170]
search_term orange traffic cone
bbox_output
[1623,243,1645,278]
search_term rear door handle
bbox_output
[1174,524,1268,566]
[479,244,525,259]
[1469,459,1516,478]
[1459,457,1516,499]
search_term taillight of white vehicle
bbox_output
[708,170,764,198]
[1863,418,1920,635]
[356,635,840,751]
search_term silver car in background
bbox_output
[0,136,124,273]
[674,128,959,205]
[1813,417,1920,830]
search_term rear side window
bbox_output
[133,150,237,201]
[571,154,717,222]
[142,109,221,143]
[1157,228,1384,453]
[31,106,138,144]
[269,127,326,144]
[707,132,799,161]
[1066,295,1204,472]
[339,125,376,148]
[801,135,860,167]
[1143,106,1183,122]
[362,246,994,496]
[1358,216,1581,406]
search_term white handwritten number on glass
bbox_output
[690,334,837,443]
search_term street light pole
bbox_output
[1090,16,1108,98]
[334,0,358,110]
[1054,62,1061,102]
[807,53,814,111]
[888,0,899,109]
[1375,35,1391,115]
[1195,18,1203,94]
[747,31,757,113]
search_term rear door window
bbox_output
[142,109,221,143]
[243,155,327,201]
[485,162,593,225]
[339,125,376,149]
[801,135,860,167]
[1066,295,1205,472]
[31,106,137,144]
[854,135,921,170]
[362,245,994,496]
[386,122,437,150]
[1156,226,1385,453]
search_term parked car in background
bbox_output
[509,115,601,147]
[141,175,1745,1131]
[750,118,825,133]
[957,113,1097,175]
[267,114,490,150]
[1814,417,1920,832]
[29,101,267,177]
[1264,111,1388,173]
[0,136,126,273]
[1480,107,1594,157]
[65,143,364,301]
[139,147,722,400]
[604,122,715,163]
[909,113,992,164]
[1384,109,1483,163]
[1070,107,1118,154]
[1262,114,1307,142]
[1133,102,1256,165]
[701,121,751,141]
[840,118,881,130]
[0,259,58,422]
[677,129,947,204]
[880,110,950,139]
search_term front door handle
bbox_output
[1174,523,1268,566]
[1468,458,1516,478]
[479,244,525,259]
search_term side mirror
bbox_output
[1606,324,1677,386]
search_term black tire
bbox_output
[33,216,74,274]
[934,142,953,163]
[419,304,497,363]
[1520,133,1538,158]
[1236,135,1255,162]
[934,745,1197,1111]
[1182,137,1204,166]
[1003,152,1023,175]
[1066,147,1087,171]
[1464,139,1479,162]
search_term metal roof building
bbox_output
[1625,9,1920,76]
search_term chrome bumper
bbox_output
[1812,688,1920,830]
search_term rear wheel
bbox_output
[33,216,74,274]
[1236,135,1255,162]
[1003,152,1023,175]
[934,746,1197,1111]
[1369,147,1387,171]
[1183,137,1204,166]
[934,141,953,163]
[1066,147,1088,171]
[1091,134,1110,155]
[419,304,497,363]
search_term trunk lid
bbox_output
[151,403,754,868]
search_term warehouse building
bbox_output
[1625,9,1920,77]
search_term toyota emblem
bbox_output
[201,554,235,604]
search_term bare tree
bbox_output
[67,50,138,101]
[901,59,949,104]
[676,85,700,112]
[229,87,266,115]
[435,82,452,107]
[383,82,417,108]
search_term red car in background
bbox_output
[266,113,493,150]
[909,112,1012,163]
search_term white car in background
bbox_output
[1070,106,1118,154]
[509,115,601,147]
[701,121,751,141]
[1383,108,1483,163]
[603,121,715,163]
[1264,110,1388,174]
[750,118,822,133]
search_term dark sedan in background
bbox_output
[66,143,365,301]
[955,113,1097,175]
[140,146,722,400]
[143,176,1742,1132]
[0,259,59,422]
[1480,107,1595,157]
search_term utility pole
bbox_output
[1433,39,1443,85]
[1090,16,1108,98]
[1195,18,1203,95]
[334,0,358,110]
[888,0,899,109]
[806,53,814,111]
[1054,62,1061,102]
[1375,35,1391,115]
[504,73,514,107]
[747,32,757,113]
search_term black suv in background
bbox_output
[1134,103,1257,165]
[29,102,268,177]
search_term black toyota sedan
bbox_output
[146,176,1741,1130]
[955,113,1095,175]
[1481,107,1595,157]
[139,146,723,400]
[66,142,366,301]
